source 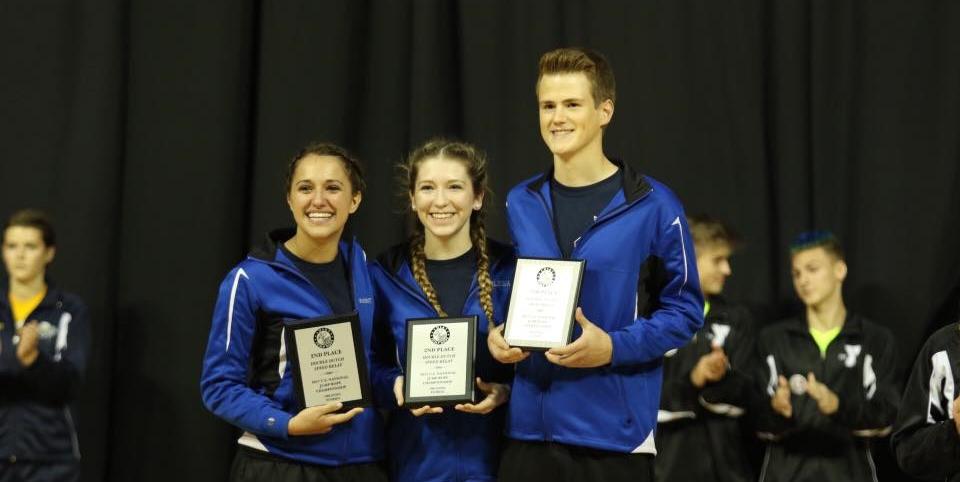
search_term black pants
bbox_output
[0,461,79,482]
[230,446,388,482]
[498,440,654,482]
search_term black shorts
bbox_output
[230,446,388,482]
[498,439,654,482]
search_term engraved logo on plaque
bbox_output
[430,325,450,345]
[536,266,556,287]
[313,327,335,349]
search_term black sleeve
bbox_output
[752,329,795,437]
[700,307,758,413]
[831,327,900,433]
[890,331,960,479]
[658,341,704,417]
[17,300,90,404]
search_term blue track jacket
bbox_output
[368,240,516,482]
[200,229,384,466]
[504,160,704,453]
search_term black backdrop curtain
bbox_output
[1,1,958,480]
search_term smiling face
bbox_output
[791,247,847,308]
[410,156,483,250]
[537,72,613,162]
[286,154,361,248]
[2,226,55,286]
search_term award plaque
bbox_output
[403,316,477,407]
[283,312,371,410]
[503,257,585,350]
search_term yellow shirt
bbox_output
[9,289,46,329]
[809,325,842,358]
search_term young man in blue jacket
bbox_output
[488,47,704,482]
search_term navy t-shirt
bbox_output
[551,169,622,258]
[424,248,477,317]
[280,244,354,314]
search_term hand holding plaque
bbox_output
[403,316,477,408]
[283,312,371,411]
[503,258,585,350]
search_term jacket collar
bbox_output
[0,277,64,311]
[525,158,652,204]
[250,228,354,265]
[785,311,864,337]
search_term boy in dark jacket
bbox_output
[891,318,960,481]
[655,215,756,482]
[756,231,899,482]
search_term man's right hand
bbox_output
[487,323,529,364]
[771,375,793,418]
[288,403,363,436]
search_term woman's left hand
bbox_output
[454,377,510,415]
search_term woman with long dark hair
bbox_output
[201,142,387,482]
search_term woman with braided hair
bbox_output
[368,138,516,482]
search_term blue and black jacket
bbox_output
[200,229,384,466]
[0,279,90,465]
[368,239,515,482]
[503,160,704,454]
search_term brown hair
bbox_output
[537,47,617,106]
[400,138,496,324]
[4,209,56,247]
[688,214,739,251]
[284,141,366,198]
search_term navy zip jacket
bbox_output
[200,229,385,466]
[0,280,90,464]
[504,160,704,454]
[368,239,515,482]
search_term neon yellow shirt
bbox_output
[809,325,842,358]
[704,300,711,317]
[9,289,46,328]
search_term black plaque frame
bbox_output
[502,257,585,351]
[283,312,371,411]
[402,315,477,408]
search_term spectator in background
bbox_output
[0,209,91,482]
[755,231,899,482]
[655,215,756,482]
[891,308,960,481]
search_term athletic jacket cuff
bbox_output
[258,408,293,439]
[609,329,656,367]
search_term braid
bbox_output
[410,228,446,316]
[471,212,496,325]
[402,137,495,321]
